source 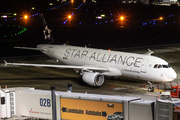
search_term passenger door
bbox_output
[141,59,149,73]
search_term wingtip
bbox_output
[4,60,7,66]
[147,48,154,55]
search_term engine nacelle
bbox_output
[82,72,104,87]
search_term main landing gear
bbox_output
[148,81,154,92]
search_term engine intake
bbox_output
[82,72,104,86]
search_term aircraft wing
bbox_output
[14,47,47,51]
[4,60,109,72]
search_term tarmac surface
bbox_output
[1,44,180,100]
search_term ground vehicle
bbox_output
[107,112,123,120]
[160,92,171,100]
[171,86,180,98]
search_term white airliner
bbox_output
[4,14,177,92]
[4,43,177,92]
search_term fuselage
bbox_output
[37,44,177,83]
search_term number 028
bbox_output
[40,98,51,107]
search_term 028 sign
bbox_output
[40,98,51,107]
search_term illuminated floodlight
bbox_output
[49,3,53,5]
[71,0,73,3]
[96,16,102,19]
[159,17,163,20]
[32,7,35,10]
[13,13,17,16]
[24,15,28,19]
[120,16,124,21]
[1,15,7,18]
[101,14,105,17]
[68,15,71,19]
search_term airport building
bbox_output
[0,87,180,120]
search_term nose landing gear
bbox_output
[148,81,154,92]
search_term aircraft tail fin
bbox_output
[39,13,55,43]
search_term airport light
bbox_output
[68,15,71,19]
[96,16,102,19]
[120,16,124,21]
[1,15,7,18]
[101,14,105,17]
[1,24,27,38]
[159,17,163,20]
[24,15,28,19]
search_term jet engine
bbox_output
[82,72,104,86]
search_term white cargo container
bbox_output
[156,99,180,120]
[0,89,8,118]
[15,89,59,119]
[0,87,34,119]
[14,88,142,120]
[56,92,141,120]
[129,100,155,120]
[0,87,162,120]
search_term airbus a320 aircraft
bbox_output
[4,14,177,92]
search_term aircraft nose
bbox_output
[168,69,177,81]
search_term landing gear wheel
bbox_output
[148,87,154,92]
[147,81,154,92]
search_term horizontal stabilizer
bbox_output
[14,46,47,51]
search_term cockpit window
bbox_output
[162,65,168,68]
[158,65,162,68]
[154,64,171,68]
[168,64,171,68]
[154,64,158,68]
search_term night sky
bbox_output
[0,0,180,57]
